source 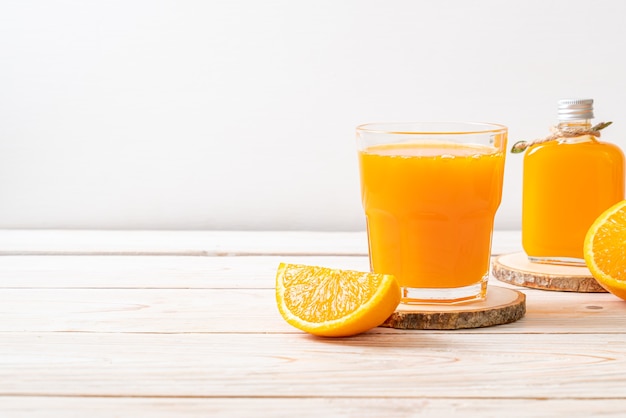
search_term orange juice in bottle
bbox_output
[522,99,624,265]
[356,122,507,303]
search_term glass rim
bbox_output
[356,121,507,135]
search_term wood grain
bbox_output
[0,230,370,256]
[0,229,523,256]
[4,397,626,418]
[382,286,526,329]
[0,255,371,289]
[493,252,606,292]
[1,332,626,398]
[1,229,625,417]
[1,284,625,334]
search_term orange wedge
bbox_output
[275,263,401,337]
[583,200,626,300]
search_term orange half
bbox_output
[584,200,626,300]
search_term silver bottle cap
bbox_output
[557,98,594,121]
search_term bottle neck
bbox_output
[557,119,592,129]
[556,119,595,143]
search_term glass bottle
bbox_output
[521,98,625,265]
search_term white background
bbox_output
[1,0,625,231]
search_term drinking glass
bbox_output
[356,122,507,303]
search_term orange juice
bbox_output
[358,142,505,293]
[522,137,624,262]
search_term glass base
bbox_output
[527,255,586,267]
[401,275,488,304]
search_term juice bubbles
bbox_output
[522,137,624,263]
[357,125,506,304]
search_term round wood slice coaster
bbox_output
[380,286,525,330]
[492,252,606,293]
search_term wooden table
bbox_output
[1,230,625,417]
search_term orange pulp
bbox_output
[358,142,505,289]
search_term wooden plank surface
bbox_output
[3,397,626,418]
[1,285,625,334]
[0,230,371,256]
[0,229,523,256]
[0,255,371,289]
[1,229,624,417]
[2,333,626,398]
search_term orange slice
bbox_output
[583,200,626,300]
[275,263,401,337]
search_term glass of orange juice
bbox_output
[356,122,507,304]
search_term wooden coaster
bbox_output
[492,252,606,293]
[380,286,525,330]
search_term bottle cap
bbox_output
[558,98,594,121]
